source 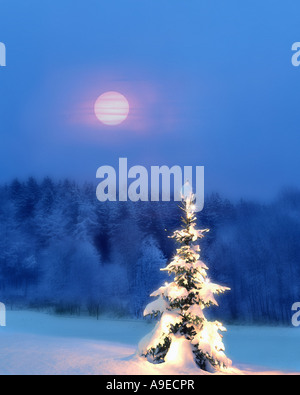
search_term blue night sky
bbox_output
[0,0,299,199]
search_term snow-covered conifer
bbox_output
[139,190,231,372]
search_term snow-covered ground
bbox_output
[0,310,299,375]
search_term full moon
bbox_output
[94,91,130,126]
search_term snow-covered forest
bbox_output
[0,177,299,325]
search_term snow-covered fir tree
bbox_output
[139,190,231,372]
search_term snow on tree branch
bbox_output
[138,191,232,372]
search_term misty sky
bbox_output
[0,0,299,200]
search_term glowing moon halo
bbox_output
[94,91,129,126]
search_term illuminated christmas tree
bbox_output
[139,188,231,372]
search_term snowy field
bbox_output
[0,311,299,375]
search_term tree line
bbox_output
[0,177,299,325]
